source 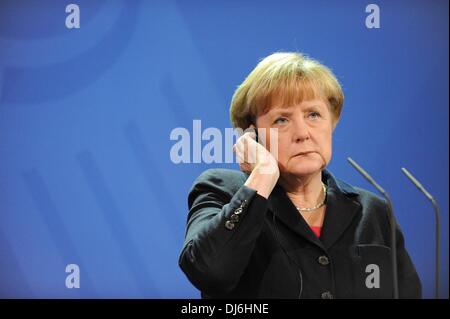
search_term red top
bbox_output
[310,226,322,238]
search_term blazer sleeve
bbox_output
[178,169,269,295]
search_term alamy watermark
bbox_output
[169,120,278,173]
[365,264,380,289]
[65,4,80,29]
[65,263,80,289]
[365,4,380,29]
[64,3,379,30]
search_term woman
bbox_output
[179,52,421,298]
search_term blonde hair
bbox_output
[230,52,344,130]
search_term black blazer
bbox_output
[179,168,422,299]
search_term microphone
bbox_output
[347,157,399,299]
[401,167,440,299]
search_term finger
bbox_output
[242,127,257,141]
[237,135,259,164]
[242,136,256,164]
[249,124,258,138]
[239,162,252,173]
[246,140,258,164]
[246,130,257,140]
[235,143,246,164]
[236,141,254,165]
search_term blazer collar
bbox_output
[267,169,361,250]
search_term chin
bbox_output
[280,154,328,177]
[290,167,322,177]
[283,163,321,176]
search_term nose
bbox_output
[292,117,310,142]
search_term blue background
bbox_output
[0,0,448,298]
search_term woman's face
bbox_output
[255,97,334,177]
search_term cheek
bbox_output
[320,133,333,161]
[264,129,286,149]
[262,130,289,162]
[275,134,292,163]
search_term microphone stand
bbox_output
[401,167,440,299]
[347,157,399,299]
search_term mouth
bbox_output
[293,151,313,157]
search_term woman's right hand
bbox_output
[233,126,280,198]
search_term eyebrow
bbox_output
[303,105,324,112]
[269,111,293,118]
[269,104,325,116]
[268,108,294,116]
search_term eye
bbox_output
[273,117,288,125]
[308,112,321,120]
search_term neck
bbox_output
[279,170,324,208]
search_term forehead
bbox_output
[257,79,328,115]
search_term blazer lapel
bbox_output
[266,169,361,251]
[320,170,361,249]
[268,184,324,249]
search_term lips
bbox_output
[294,151,313,157]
